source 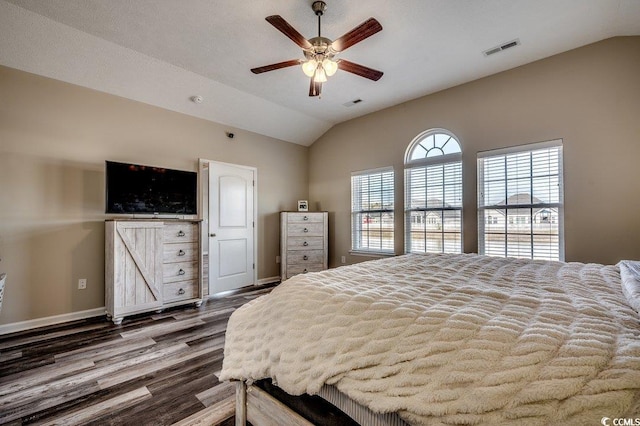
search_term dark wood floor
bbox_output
[0,284,276,425]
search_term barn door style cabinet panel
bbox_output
[105,220,202,325]
[280,212,328,280]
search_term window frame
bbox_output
[477,139,565,261]
[350,166,395,256]
[404,129,463,254]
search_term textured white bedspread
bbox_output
[220,253,640,425]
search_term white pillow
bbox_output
[617,260,640,313]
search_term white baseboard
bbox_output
[256,276,281,286]
[0,307,106,336]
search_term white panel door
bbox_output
[208,161,255,294]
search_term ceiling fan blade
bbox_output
[266,15,312,49]
[251,60,302,74]
[309,78,322,97]
[338,60,383,81]
[331,18,382,52]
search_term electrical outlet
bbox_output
[341,256,346,264]
[276,256,281,264]
[78,278,87,290]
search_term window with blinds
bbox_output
[351,168,394,254]
[477,140,564,261]
[405,130,463,254]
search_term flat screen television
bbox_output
[105,161,197,215]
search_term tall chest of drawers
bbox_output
[280,212,328,280]
[105,219,202,324]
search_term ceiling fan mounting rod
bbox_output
[312,1,326,38]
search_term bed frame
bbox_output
[235,381,313,426]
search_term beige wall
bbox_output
[309,37,640,267]
[0,65,308,325]
[2,36,639,327]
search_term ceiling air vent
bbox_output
[343,99,363,107]
[483,39,520,57]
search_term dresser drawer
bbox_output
[163,242,198,263]
[164,223,198,243]
[287,236,324,250]
[163,280,198,302]
[163,261,198,283]
[286,222,324,236]
[286,250,325,264]
[286,213,325,224]
[287,264,324,278]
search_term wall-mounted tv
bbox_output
[105,161,197,215]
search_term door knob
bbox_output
[210,233,216,237]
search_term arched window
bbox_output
[404,129,462,253]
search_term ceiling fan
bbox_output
[251,1,383,97]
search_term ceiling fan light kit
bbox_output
[251,1,383,97]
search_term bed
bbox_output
[220,252,640,425]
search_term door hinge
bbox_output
[253,263,255,270]
[253,221,255,228]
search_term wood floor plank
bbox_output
[38,386,152,426]
[119,318,205,339]
[54,336,156,363]
[153,320,226,346]
[0,323,109,351]
[2,380,102,424]
[171,396,235,426]
[0,359,95,396]
[0,343,189,414]
[97,345,217,389]
[171,306,236,321]
[195,381,235,407]
[186,333,226,352]
[0,349,22,363]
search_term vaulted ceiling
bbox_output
[1,0,639,146]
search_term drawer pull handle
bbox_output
[178,288,185,295]
[178,249,186,256]
[177,230,185,237]
[303,241,308,246]
[303,269,308,273]
[303,255,308,260]
[178,269,186,276]
[303,216,309,221]
[303,228,309,233]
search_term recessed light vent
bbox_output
[343,99,363,107]
[483,39,520,57]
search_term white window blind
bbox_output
[477,140,564,261]
[405,130,463,254]
[351,168,394,254]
